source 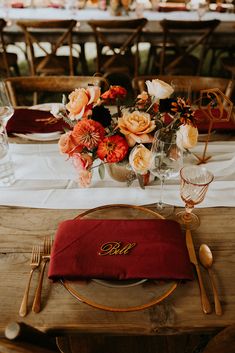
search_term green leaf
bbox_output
[98,164,105,180]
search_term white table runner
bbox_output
[0,141,234,209]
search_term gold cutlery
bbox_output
[19,245,41,317]
[199,244,222,316]
[32,236,53,313]
[185,228,212,314]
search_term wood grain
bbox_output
[0,206,235,336]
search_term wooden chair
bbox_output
[132,75,234,102]
[16,20,78,76]
[147,19,220,76]
[202,325,235,353]
[0,18,20,77]
[221,57,235,79]
[87,18,148,80]
[4,75,109,106]
[1,321,59,353]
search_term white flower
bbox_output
[176,124,198,149]
[146,79,174,101]
[50,103,66,119]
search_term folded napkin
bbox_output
[6,108,70,134]
[48,219,193,281]
[195,109,235,133]
[158,3,187,12]
[11,2,24,7]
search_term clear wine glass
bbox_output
[150,129,183,217]
[0,81,14,125]
[0,81,15,186]
[197,0,209,20]
[176,165,214,230]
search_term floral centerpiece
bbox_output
[56,79,198,187]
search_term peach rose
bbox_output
[118,110,156,147]
[129,144,152,175]
[58,132,82,156]
[176,124,198,149]
[86,86,101,105]
[146,79,174,101]
[66,88,89,121]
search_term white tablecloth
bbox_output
[4,7,235,22]
[0,141,234,209]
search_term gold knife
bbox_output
[186,228,212,314]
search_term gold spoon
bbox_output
[199,244,222,316]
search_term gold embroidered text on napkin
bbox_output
[98,242,137,256]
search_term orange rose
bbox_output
[118,110,156,147]
[58,132,82,156]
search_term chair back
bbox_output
[159,19,220,75]
[132,75,234,102]
[88,18,148,78]
[1,321,59,353]
[0,18,10,76]
[202,325,235,353]
[17,20,77,76]
[4,75,109,106]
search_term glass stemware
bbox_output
[197,0,209,20]
[0,81,15,186]
[150,129,183,217]
[0,81,14,125]
[176,165,214,230]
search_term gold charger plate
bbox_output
[61,204,178,312]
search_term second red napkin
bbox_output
[6,108,70,134]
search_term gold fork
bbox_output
[32,236,53,313]
[19,245,41,317]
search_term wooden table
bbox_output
[1,205,235,337]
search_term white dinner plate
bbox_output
[13,132,62,141]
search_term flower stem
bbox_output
[157,176,165,209]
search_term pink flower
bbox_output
[78,169,92,188]
[72,153,93,171]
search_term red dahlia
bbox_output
[101,86,127,101]
[97,135,129,163]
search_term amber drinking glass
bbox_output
[176,165,214,229]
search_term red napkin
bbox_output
[158,3,187,12]
[11,2,24,8]
[195,109,235,133]
[6,108,70,134]
[48,219,193,281]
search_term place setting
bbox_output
[18,168,222,315]
[6,103,69,141]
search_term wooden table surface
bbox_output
[1,205,235,336]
